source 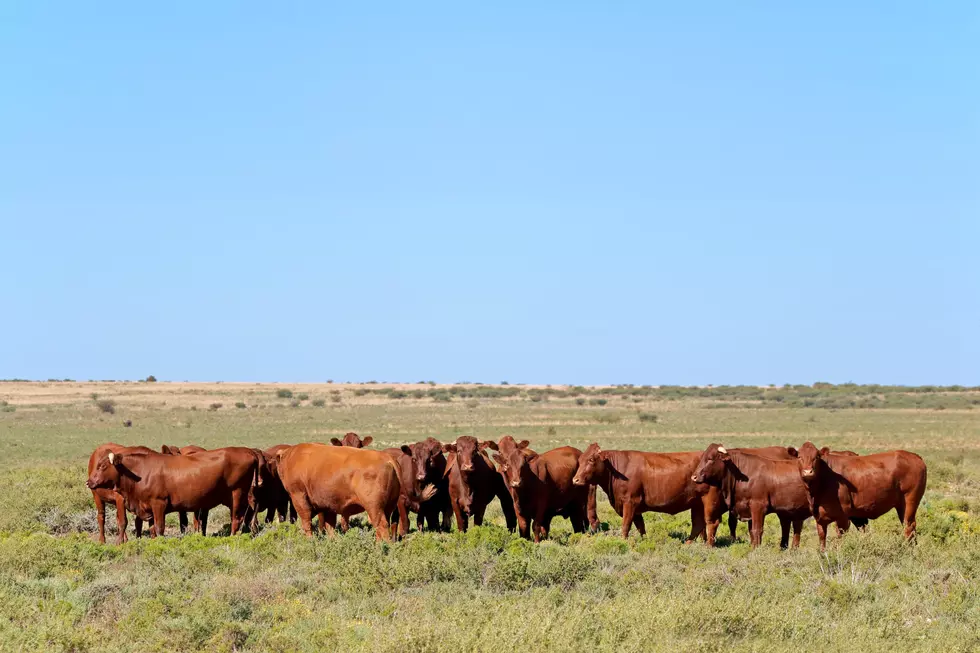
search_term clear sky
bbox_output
[2,3,977,385]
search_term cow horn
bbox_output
[108,452,115,464]
[717,446,727,454]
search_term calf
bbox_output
[791,442,926,549]
[87,447,263,537]
[160,444,208,534]
[277,443,402,541]
[492,436,589,542]
[383,439,445,536]
[87,443,156,543]
[692,444,811,549]
[442,437,517,532]
[573,443,724,543]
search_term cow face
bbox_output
[331,432,373,448]
[692,444,730,484]
[409,437,445,482]
[573,443,604,486]
[795,442,830,483]
[86,452,123,490]
[493,436,534,489]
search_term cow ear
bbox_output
[160,445,172,454]
[786,447,798,458]
[820,447,831,456]
[442,443,457,453]
[493,454,505,466]
[598,451,610,461]
[330,438,343,446]
[444,452,456,476]
[517,440,530,449]
[524,452,539,462]
[361,436,373,447]
[400,445,413,455]
[480,440,498,451]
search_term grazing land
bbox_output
[1,380,979,652]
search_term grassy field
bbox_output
[1,381,979,652]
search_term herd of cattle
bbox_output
[85,434,927,550]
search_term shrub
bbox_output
[412,390,425,399]
[575,398,586,406]
[390,391,408,399]
[145,375,157,383]
[289,400,301,408]
[311,398,326,407]
[209,402,223,411]
[530,395,544,403]
[235,402,247,409]
[638,412,658,423]
[276,389,294,399]
[1,406,14,413]
[589,398,608,407]
[297,393,309,401]
[547,426,557,435]
[90,393,99,401]
[466,399,479,409]
[331,395,342,403]
[327,379,334,384]
[501,381,509,385]
[95,399,116,414]
[353,389,369,397]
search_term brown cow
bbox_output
[87,447,264,537]
[331,432,373,448]
[383,440,446,536]
[276,443,401,540]
[492,436,589,542]
[791,442,927,549]
[88,443,156,543]
[442,437,518,532]
[160,444,208,534]
[573,443,724,543]
[692,444,811,548]
[330,432,373,531]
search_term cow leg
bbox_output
[93,493,107,544]
[320,511,338,538]
[473,501,487,527]
[704,506,719,547]
[778,515,790,549]
[902,493,920,541]
[728,511,739,541]
[620,502,636,539]
[292,495,315,537]
[632,513,646,537]
[338,516,350,533]
[687,504,706,543]
[791,518,803,548]
[499,491,518,533]
[151,503,167,537]
[451,499,467,533]
[135,516,144,539]
[199,510,209,537]
[815,521,828,551]
[397,495,410,537]
[748,505,765,548]
[836,519,850,537]
[178,511,188,534]
[115,496,129,544]
[193,510,203,534]
[532,504,549,543]
[368,508,392,542]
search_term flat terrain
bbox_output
[1,381,978,652]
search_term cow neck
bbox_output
[592,455,617,500]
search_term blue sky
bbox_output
[2,3,977,385]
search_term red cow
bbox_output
[692,444,811,548]
[491,436,589,542]
[87,443,156,543]
[160,444,208,534]
[383,440,445,536]
[277,443,402,540]
[573,443,724,543]
[331,432,373,448]
[442,436,518,532]
[87,447,264,537]
[255,444,296,524]
[791,442,926,549]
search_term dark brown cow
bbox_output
[330,432,373,448]
[720,446,810,542]
[492,436,589,542]
[87,447,264,537]
[383,440,446,536]
[692,444,811,548]
[442,436,518,532]
[572,443,724,543]
[160,444,208,534]
[791,442,927,549]
[255,444,295,525]
[88,443,156,543]
[277,443,401,540]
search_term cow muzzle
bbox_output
[416,473,427,482]
[461,463,474,471]
[510,479,521,488]
[801,469,814,478]
[691,474,702,483]
[85,479,95,489]
[572,476,584,486]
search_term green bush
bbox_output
[234,402,247,409]
[95,399,116,414]
[209,403,223,411]
[311,398,326,407]
[276,389,294,399]
[575,398,586,406]
[638,413,658,423]
[297,393,310,401]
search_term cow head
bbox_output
[573,442,605,486]
[692,443,730,485]
[795,441,830,483]
[493,436,534,489]
[442,436,496,512]
[86,452,124,490]
[331,432,373,448]
[406,437,446,483]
